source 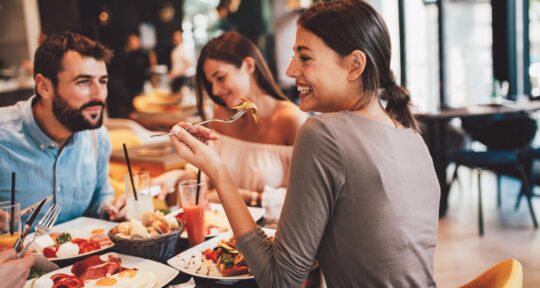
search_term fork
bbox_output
[150,109,248,138]
[17,204,61,258]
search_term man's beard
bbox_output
[52,90,106,132]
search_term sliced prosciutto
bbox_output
[71,255,122,281]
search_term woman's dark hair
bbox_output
[299,0,418,131]
[195,32,287,120]
[34,31,113,99]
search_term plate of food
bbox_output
[167,227,275,281]
[26,217,116,261]
[25,252,179,288]
[172,203,265,239]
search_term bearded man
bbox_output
[0,32,125,223]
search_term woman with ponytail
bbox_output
[169,1,439,287]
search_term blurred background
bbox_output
[3,0,540,287]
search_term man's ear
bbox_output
[348,50,367,82]
[242,57,256,74]
[35,74,54,100]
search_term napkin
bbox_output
[261,186,287,221]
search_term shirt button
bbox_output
[40,144,45,150]
[57,186,61,191]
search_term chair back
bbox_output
[462,113,537,150]
[459,259,523,288]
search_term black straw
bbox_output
[195,170,202,205]
[123,143,138,201]
[10,172,15,235]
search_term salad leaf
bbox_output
[55,232,72,245]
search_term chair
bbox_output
[449,113,539,235]
[459,259,523,288]
[515,148,540,209]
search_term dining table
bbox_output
[415,100,540,217]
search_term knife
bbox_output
[21,195,53,216]
[14,198,47,251]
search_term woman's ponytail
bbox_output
[382,80,419,132]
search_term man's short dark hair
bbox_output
[33,31,113,90]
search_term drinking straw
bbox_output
[10,172,15,235]
[123,143,138,201]
[195,170,202,205]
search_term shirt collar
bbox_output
[21,96,59,151]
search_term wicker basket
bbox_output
[108,227,182,262]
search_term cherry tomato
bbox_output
[50,273,69,282]
[43,247,57,258]
[203,249,219,263]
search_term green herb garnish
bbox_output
[56,232,72,245]
[157,208,171,215]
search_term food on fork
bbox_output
[233,98,258,123]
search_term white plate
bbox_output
[173,203,265,239]
[167,227,275,281]
[27,217,117,261]
[25,252,179,288]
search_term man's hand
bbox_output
[152,169,184,200]
[105,195,127,221]
[0,249,35,288]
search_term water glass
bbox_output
[125,171,154,220]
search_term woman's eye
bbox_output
[216,76,225,82]
[299,55,311,62]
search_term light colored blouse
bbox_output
[212,132,293,191]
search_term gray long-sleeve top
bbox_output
[236,111,440,288]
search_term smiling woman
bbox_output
[168,1,439,287]
[153,32,307,216]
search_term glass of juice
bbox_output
[179,180,205,247]
[125,171,154,220]
[0,202,21,251]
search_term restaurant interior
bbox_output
[2,0,540,287]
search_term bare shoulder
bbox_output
[274,101,308,144]
[275,101,308,125]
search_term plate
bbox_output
[25,252,179,288]
[172,203,265,239]
[27,217,117,261]
[167,227,275,281]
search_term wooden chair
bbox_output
[459,259,523,288]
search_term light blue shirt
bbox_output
[0,96,113,223]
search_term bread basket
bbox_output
[108,224,183,262]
